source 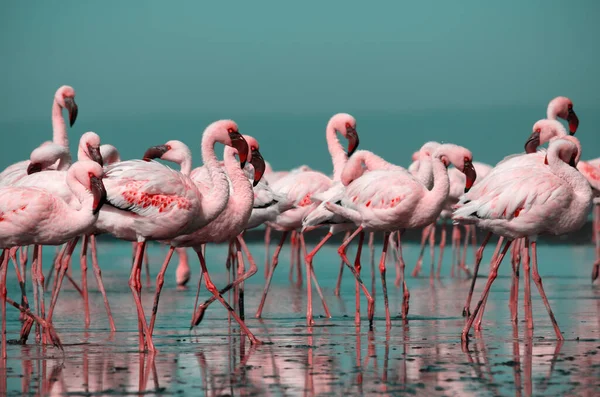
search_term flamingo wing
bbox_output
[104,160,198,217]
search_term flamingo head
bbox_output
[547,96,578,134]
[143,140,192,167]
[328,113,359,157]
[71,161,106,214]
[55,85,78,127]
[435,144,476,193]
[243,135,266,187]
[27,142,70,174]
[545,138,579,168]
[212,120,248,168]
[99,144,121,165]
[525,119,568,154]
[79,132,103,166]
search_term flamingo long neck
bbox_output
[326,124,347,181]
[341,150,397,185]
[56,150,71,171]
[223,146,254,228]
[415,157,434,189]
[180,155,192,176]
[200,131,230,223]
[417,158,450,222]
[52,99,68,148]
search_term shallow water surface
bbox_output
[1,239,600,396]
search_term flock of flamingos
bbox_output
[0,86,599,357]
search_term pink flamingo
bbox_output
[325,144,476,327]
[142,136,267,333]
[94,120,248,351]
[12,132,111,338]
[0,85,77,184]
[139,132,263,343]
[0,160,106,356]
[256,113,359,325]
[461,118,582,319]
[302,142,441,320]
[454,138,592,342]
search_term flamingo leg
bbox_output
[80,235,90,328]
[192,236,262,327]
[256,231,289,318]
[509,239,521,325]
[530,241,563,340]
[189,266,205,329]
[8,248,29,317]
[474,237,505,330]
[1,250,8,358]
[195,248,261,344]
[144,245,151,288]
[295,232,303,288]
[46,237,79,326]
[395,231,409,319]
[148,246,175,336]
[289,231,297,284]
[337,226,375,327]
[460,226,472,278]
[436,220,447,278]
[411,225,430,277]
[234,239,245,320]
[353,232,365,326]
[471,225,477,267]
[264,225,271,279]
[299,233,315,326]
[45,244,66,291]
[378,232,391,327]
[592,204,600,282]
[461,239,512,343]
[34,246,46,344]
[462,232,492,317]
[129,241,154,352]
[428,224,436,280]
[522,238,534,331]
[334,231,350,296]
[369,232,377,297]
[89,235,116,332]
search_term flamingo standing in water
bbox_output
[325,144,476,327]
[256,113,359,325]
[454,138,592,342]
[461,119,581,323]
[0,160,106,356]
[13,132,110,340]
[94,120,247,351]
[141,136,266,336]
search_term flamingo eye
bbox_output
[88,172,94,178]
[227,127,236,133]
[166,145,172,150]
[535,128,541,133]
[568,104,573,110]
[345,122,352,128]
[464,156,470,162]
[250,146,257,151]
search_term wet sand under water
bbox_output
[1,240,600,396]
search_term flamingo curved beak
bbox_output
[346,125,359,157]
[87,144,104,167]
[250,148,266,187]
[463,160,477,193]
[64,97,78,127]
[567,108,579,135]
[524,131,540,154]
[27,162,42,175]
[90,176,107,215]
[143,145,170,161]
[229,132,248,168]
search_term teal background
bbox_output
[1,1,599,171]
